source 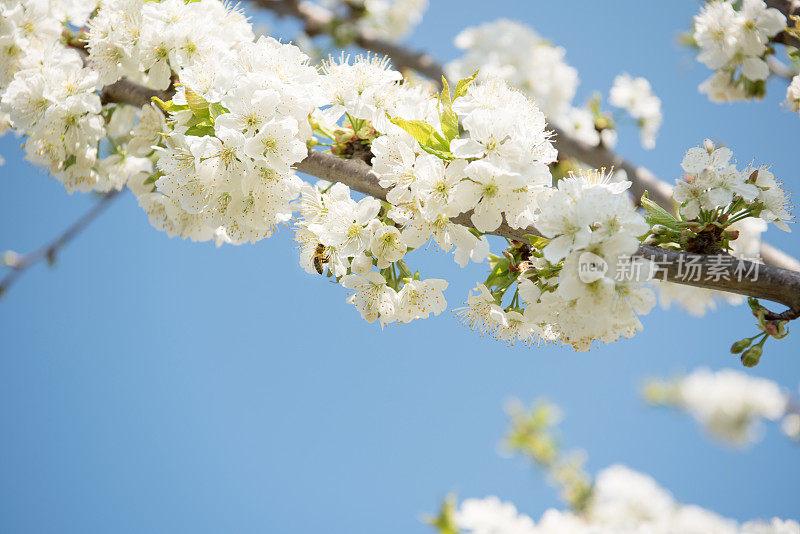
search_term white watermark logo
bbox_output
[578,252,608,283]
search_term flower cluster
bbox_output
[0,1,117,193]
[299,57,558,325]
[1,45,111,192]
[646,141,792,321]
[644,367,789,446]
[526,171,655,350]
[446,19,578,120]
[454,466,800,534]
[356,0,429,42]
[609,73,662,149]
[693,0,786,102]
[139,35,321,245]
[317,0,429,43]
[446,19,671,152]
[458,170,654,351]
[672,140,792,230]
[296,180,448,326]
[87,0,253,90]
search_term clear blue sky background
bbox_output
[0,1,798,532]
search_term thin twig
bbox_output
[0,190,122,296]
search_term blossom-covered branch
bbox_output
[252,0,800,274]
[1,0,796,356]
[295,149,800,319]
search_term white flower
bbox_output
[447,19,578,118]
[129,103,167,157]
[677,368,788,446]
[371,224,407,268]
[609,73,662,149]
[357,0,429,42]
[694,1,741,69]
[341,271,399,326]
[588,464,676,526]
[753,168,793,231]
[554,107,599,147]
[738,0,787,56]
[460,159,523,233]
[397,278,448,323]
[242,118,308,172]
[311,195,381,257]
[455,284,503,334]
[456,497,537,534]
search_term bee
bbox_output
[312,243,330,275]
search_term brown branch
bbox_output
[295,150,800,317]
[100,79,175,107]
[0,190,122,296]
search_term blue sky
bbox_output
[0,1,798,532]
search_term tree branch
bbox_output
[85,2,800,315]
[100,79,175,108]
[253,0,800,273]
[295,150,800,317]
[0,190,122,296]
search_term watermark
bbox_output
[577,252,608,283]
[645,253,762,283]
[577,253,763,283]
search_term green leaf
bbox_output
[184,124,215,137]
[429,496,460,534]
[640,192,682,227]
[183,86,209,112]
[524,234,550,250]
[209,102,228,120]
[390,117,450,153]
[453,70,479,100]
[143,171,163,185]
[438,76,460,142]
[152,97,187,114]
[419,144,453,161]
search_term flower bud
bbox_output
[740,346,763,367]
[723,229,739,241]
[730,338,752,354]
[703,138,715,154]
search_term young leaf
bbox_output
[453,70,479,100]
[390,118,450,152]
[439,76,460,142]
